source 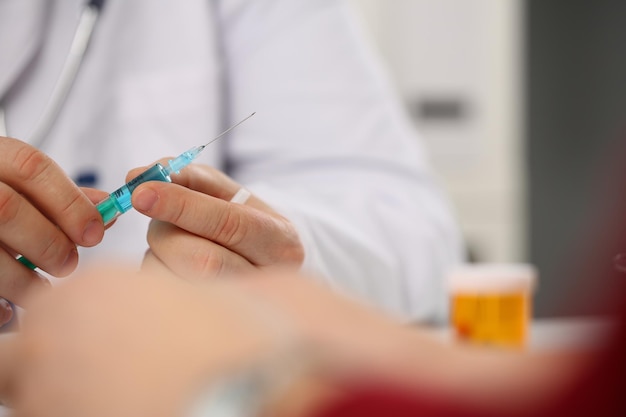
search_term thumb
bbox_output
[80,188,116,229]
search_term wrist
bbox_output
[185,349,342,417]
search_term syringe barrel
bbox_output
[97,163,172,225]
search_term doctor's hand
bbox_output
[126,162,304,279]
[0,137,105,308]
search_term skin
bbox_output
[0,137,105,309]
[126,161,305,279]
[0,267,592,417]
[5,268,296,417]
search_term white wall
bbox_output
[349,0,526,262]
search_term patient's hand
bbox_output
[1,267,591,417]
[10,267,285,417]
[4,267,406,417]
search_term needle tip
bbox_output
[200,111,257,148]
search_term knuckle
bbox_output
[213,209,245,247]
[59,190,84,218]
[270,219,305,266]
[168,195,187,225]
[0,185,22,227]
[38,233,72,268]
[282,242,305,265]
[190,248,224,278]
[13,145,52,184]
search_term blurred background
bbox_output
[348,0,626,317]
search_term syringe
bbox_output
[97,144,207,225]
[17,112,255,269]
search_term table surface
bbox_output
[428,316,616,351]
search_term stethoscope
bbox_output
[0,0,106,148]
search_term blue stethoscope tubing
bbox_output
[0,0,106,148]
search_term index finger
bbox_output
[126,160,271,212]
[0,138,104,247]
[131,182,302,267]
[125,158,239,200]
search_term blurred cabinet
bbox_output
[349,0,525,262]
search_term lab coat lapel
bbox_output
[0,0,48,101]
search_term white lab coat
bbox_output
[0,0,463,321]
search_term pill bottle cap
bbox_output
[447,263,537,294]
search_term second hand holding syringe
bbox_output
[97,112,255,226]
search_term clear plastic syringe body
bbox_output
[96,146,204,225]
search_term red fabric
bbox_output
[311,385,485,417]
[549,308,626,417]
[312,296,626,417]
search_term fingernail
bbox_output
[82,219,103,246]
[133,187,159,212]
[0,298,14,328]
[59,248,78,276]
[39,276,52,287]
